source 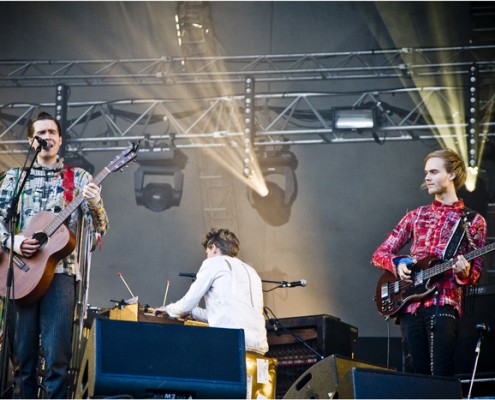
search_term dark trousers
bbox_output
[10,274,75,399]
[400,305,459,377]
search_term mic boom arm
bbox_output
[262,278,307,292]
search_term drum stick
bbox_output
[117,272,135,298]
[162,280,171,307]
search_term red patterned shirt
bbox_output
[372,199,487,315]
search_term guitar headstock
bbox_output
[107,142,140,172]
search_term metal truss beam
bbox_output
[1,45,495,88]
[1,86,494,155]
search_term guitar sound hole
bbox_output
[32,232,48,248]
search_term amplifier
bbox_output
[266,314,358,398]
[455,283,495,397]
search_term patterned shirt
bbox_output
[0,158,109,280]
[371,199,486,315]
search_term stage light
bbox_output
[55,83,69,157]
[467,63,480,170]
[332,107,376,130]
[55,83,69,133]
[134,148,187,212]
[243,75,256,178]
[248,150,298,226]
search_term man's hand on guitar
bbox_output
[394,256,416,282]
[19,237,41,258]
[4,234,40,257]
[82,182,101,207]
[453,255,470,279]
[397,262,413,282]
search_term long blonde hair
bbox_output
[423,149,467,190]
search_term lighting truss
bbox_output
[0,45,494,88]
[1,86,495,157]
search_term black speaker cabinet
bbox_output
[266,314,358,358]
[266,314,358,398]
[283,354,389,399]
[455,284,495,377]
[75,318,247,399]
[335,368,463,399]
[454,284,495,397]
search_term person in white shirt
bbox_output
[165,228,269,355]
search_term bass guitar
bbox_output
[0,144,138,305]
[375,241,495,318]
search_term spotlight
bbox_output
[332,107,376,131]
[134,148,187,212]
[248,151,298,226]
[55,83,69,132]
[467,63,479,169]
[243,75,256,177]
[55,83,69,157]
[140,182,177,212]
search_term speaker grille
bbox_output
[98,320,242,382]
[77,318,247,398]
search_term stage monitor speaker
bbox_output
[75,318,247,399]
[283,354,389,399]
[334,368,463,399]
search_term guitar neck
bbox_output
[425,241,495,279]
[44,167,111,237]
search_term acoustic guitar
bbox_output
[0,144,138,305]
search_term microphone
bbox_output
[282,279,307,288]
[179,272,197,278]
[34,136,52,149]
[476,322,491,335]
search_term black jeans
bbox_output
[400,305,459,377]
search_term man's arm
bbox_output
[371,211,415,275]
[77,169,109,236]
[165,259,215,318]
[454,213,487,285]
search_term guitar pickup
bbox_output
[380,282,389,299]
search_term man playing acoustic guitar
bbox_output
[372,148,487,377]
[0,112,109,398]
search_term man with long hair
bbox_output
[372,148,487,376]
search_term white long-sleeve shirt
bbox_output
[165,255,269,355]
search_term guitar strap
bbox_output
[443,207,477,260]
[62,164,75,205]
[431,207,478,327]
[62,164,76,230]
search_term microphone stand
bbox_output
[262,279,293,292]
[0,145,41,397]
[467,329,487,399]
